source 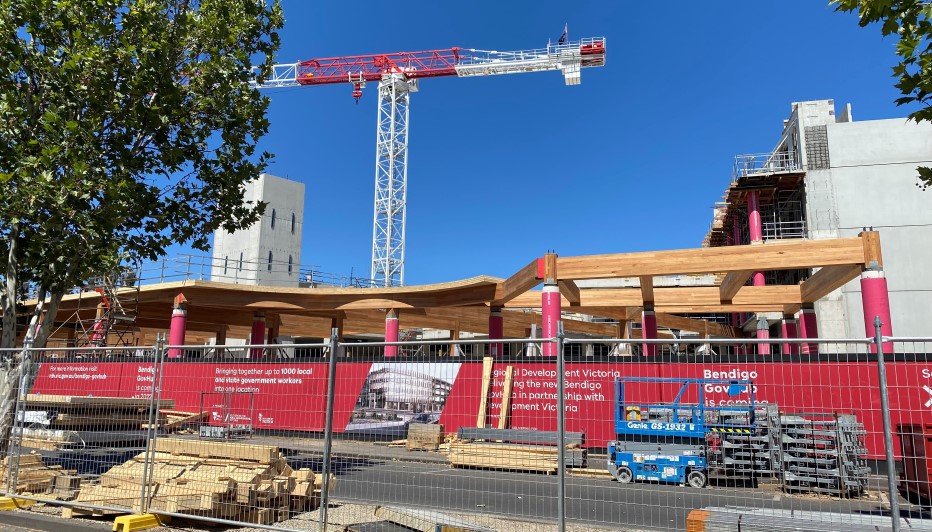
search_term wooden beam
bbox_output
[543,253,558,284]
[654,313,740,338]
[493,259,541,305]
[861,230,883,268]
[799,264,863,302]
[555,238,865,280]
[719,270,755,302]
[639,276,654,305]
[558,280,581,306]
[477,357,494,428]
[497,366,514,430]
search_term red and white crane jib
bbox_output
[254,37,605,99]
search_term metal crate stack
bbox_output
[779,413,870,497]
[709,404,781,477]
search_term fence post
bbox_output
[320,328,340,532]
[8,338,34,494]
[555,321,566,532]
[874,316,900,532]
[140,334,166,514]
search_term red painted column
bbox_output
[250,312,266,359]
[488,307,504,357]
[799,305,820,355]
[167,304,187,359]
[756,315,771,355]
[541,284,560,357]
[861,267,893,354]
[384,309,399,358]
[641,306,658,357]
[781,315,799,355]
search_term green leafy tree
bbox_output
[832,0,932,188]
[0,0,283,452]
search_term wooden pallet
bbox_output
[406,424,444,451]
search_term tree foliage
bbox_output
[0,0,283,349]
[832,0,932,188]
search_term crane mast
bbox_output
[254,38,606,287]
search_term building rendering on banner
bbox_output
[211,173,305,287]
[705,99,932,347]
[358,366,454,413]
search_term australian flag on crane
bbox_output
[558,23,568,44]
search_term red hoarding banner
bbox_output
[29,359,932,459]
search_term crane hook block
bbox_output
[352,82,363,103]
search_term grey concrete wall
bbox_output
[211,173,305,287]
[816,118,932,339]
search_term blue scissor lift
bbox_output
[607,377,756,488]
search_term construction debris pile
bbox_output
[67,439,332,525]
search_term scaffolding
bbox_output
[67,268,141,349]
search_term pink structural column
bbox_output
[861,266,893,354]
[250,312,266,359]
[167,303,187,359]
[748,190,769,353]
[781,314,799,355]
[541,284,560,357]
[641,306,658,356]
[799,305,819,355]
[756,316,771,355]
[488,307,504,357]
[384,309,399,358]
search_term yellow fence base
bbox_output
[113,513,169,532]
[0,497,37,511]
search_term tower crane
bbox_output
[254,37,606,287]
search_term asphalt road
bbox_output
[316,457,897,531]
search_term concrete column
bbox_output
[250,312,266,359]
[384,309,399,358]
[861,267,893,354]
[167,304,187,359]
[488,307,504,357]
[541,284,560,357]
[756,315,771,355]
[641,306,658,357]
[781,315,799,355]
[799,305,819,355]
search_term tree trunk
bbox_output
[0,287,61,457]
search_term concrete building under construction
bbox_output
[705,99,932,348]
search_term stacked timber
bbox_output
[449,442,569,474]
[0,452,79,497]
[25,395,174,431]
[66,439,333,525]
[406,423,444,451]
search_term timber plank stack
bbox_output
[406,423,444,451]
[25,395,174,431]
[65,439,333,525]
[0,452,78,497]
[450,428,587,474]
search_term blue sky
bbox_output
[198,1,910,285]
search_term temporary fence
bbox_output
[0,326,930,531]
